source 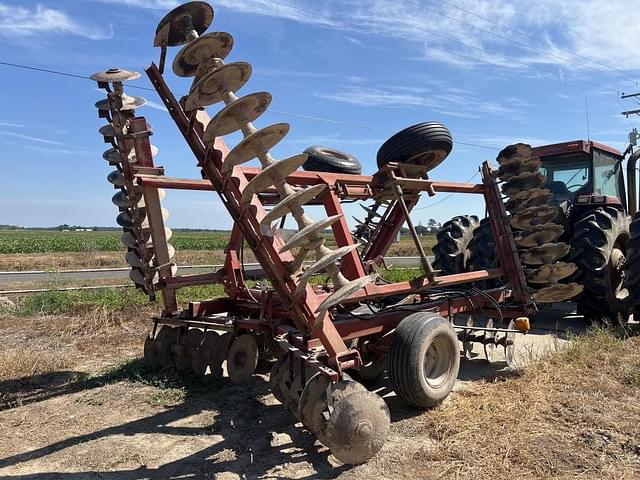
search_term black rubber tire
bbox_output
[468,218,499,271]
[570,206,630,323]
[432,215,479,274]
[303,146,361,175]
[376,122,453,170]
[624,212,640,315]
[388,312,460,409]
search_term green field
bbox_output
[0,230,230,254]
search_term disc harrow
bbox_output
[91,1,546,465]
[496,144,583,303]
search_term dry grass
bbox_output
[380,329,640,480]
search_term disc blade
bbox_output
[227,334,259,384]
[95,95,146,112]
[279,215,342,253]
[260,184,326,232]
[533,282,584,303]
[205,91,271,140]
[526,262,577,284]
[496,143,533,164]
[505,188,552,212]
[502,172,546,197]
[241,154,307,204]
[316,274,377,312]
[107,170,125,187]
[510,205,558,229]
[295,244,359,295]
[515,223,564,247]
[90,68,141,83]
[185,62,252,110]
[223,123,290,172]
[153,1,214,47]
[172,32,234,77]
[125,249,144,268]
[497,157,541,180]
[520,242,570,265]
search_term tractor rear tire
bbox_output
[468,218,500,289]
[432,215,479,274]
[376,122,453,171]
[623,212,640,316]
[570,206,630,324]
[388,312,460,408]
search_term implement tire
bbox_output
[388,312,460,409]
[376,122,453,171]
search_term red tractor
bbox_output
[435,139,639,324]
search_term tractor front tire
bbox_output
[570,206,630,324]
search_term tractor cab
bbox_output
[532,140,626,211]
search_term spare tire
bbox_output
[302,146,361,175]
[377,122,453,170]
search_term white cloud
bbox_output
[0,121,23,128]
[0,131,66,146]
[94,0,640,75]
[314,85,526,120]
[0,3,111,40]
[144,100,168,112]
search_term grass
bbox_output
[400,326,640,479]
[1,268,421,318]
[0,229,436,256]
[0,230,231,254]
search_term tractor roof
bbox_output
[532,140,622,159]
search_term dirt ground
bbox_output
[1,308,639,480]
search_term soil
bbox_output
[1,310,638,480]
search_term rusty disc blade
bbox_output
[185,61,252,110]
[172,32,234,76]
[526,262,577,284]
[510,205,558,229]
[533,282,584,303]
[505,188,552,212]
[515,223,564,247]
[154,1,214,47]
[520,242,570,265]
[501,172,546,197]
[227,334,259,384]
[325,390,390,465]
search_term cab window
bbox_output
[593,149,620,197]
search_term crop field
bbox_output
[0,230,230,254]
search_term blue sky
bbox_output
[0,0,638,229]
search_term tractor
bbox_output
[434,138,640,324]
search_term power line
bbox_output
[434,0,638,84]
[0,59,502,151]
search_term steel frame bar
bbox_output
[145,63,353,365]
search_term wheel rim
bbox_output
[423,336,451,388]
[609,245,628,301]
